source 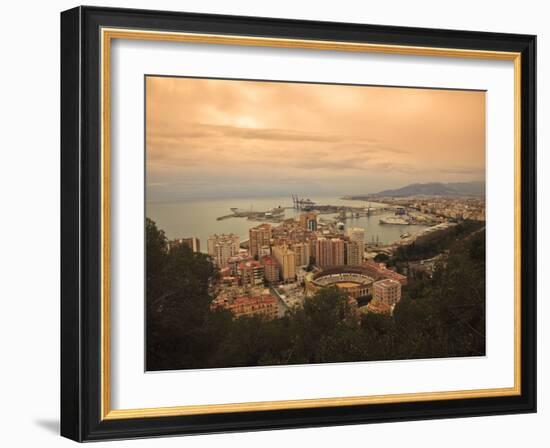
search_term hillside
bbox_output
[347,181,485,198]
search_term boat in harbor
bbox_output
[379,216,410,225]
[269,206,285,216]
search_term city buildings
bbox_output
[272,245,296,282]
[345,240,363,266]
[315,237,345,268]
[384,196,485,222]
[331,238,345,266]
[256,245,272,257]
[346,227,365,244]
[169,237,200,253]
[305,266,374,300]
[373,278,402,306]
[299,212,318,231]
[362,260,408,285]
[360,278,403,316]
[227,253,253,276]
[345,227,365,266]
[205,194,483,322]
[219,271,240,287]
[365,299,393,315]
[238,260,265,287]
[292,242,311,267]
[249,223,272,258]
[215,295,279,320]
[207,233,240,268]
[260,255,280,284]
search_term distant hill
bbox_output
[348,181,485,199]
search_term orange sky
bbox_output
[146,76,485,202]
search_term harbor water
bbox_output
[147,196,429,253]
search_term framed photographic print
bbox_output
[60,6,536,442]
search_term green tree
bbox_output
[146,218,226,370]
[146,218,167,300]
[284,287,363,364]
[374,253,390,263]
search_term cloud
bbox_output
[438,166,486,176]
[145,76,486,201]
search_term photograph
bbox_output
[57,4,538,442]
[145,76,487,371]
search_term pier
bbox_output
[216,206,287,222]
[216,195,410,222]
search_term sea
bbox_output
[146,196,429,253]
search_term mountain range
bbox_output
[347,181,485,199]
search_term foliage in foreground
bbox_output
[146,218,485,371]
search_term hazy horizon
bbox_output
[146,76,486,203]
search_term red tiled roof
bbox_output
[231,295,278,306]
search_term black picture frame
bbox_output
[61,5,536,442]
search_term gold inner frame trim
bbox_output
[100,27,522,420]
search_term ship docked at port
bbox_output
[379,216,411,225]
[379,206,411,225]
